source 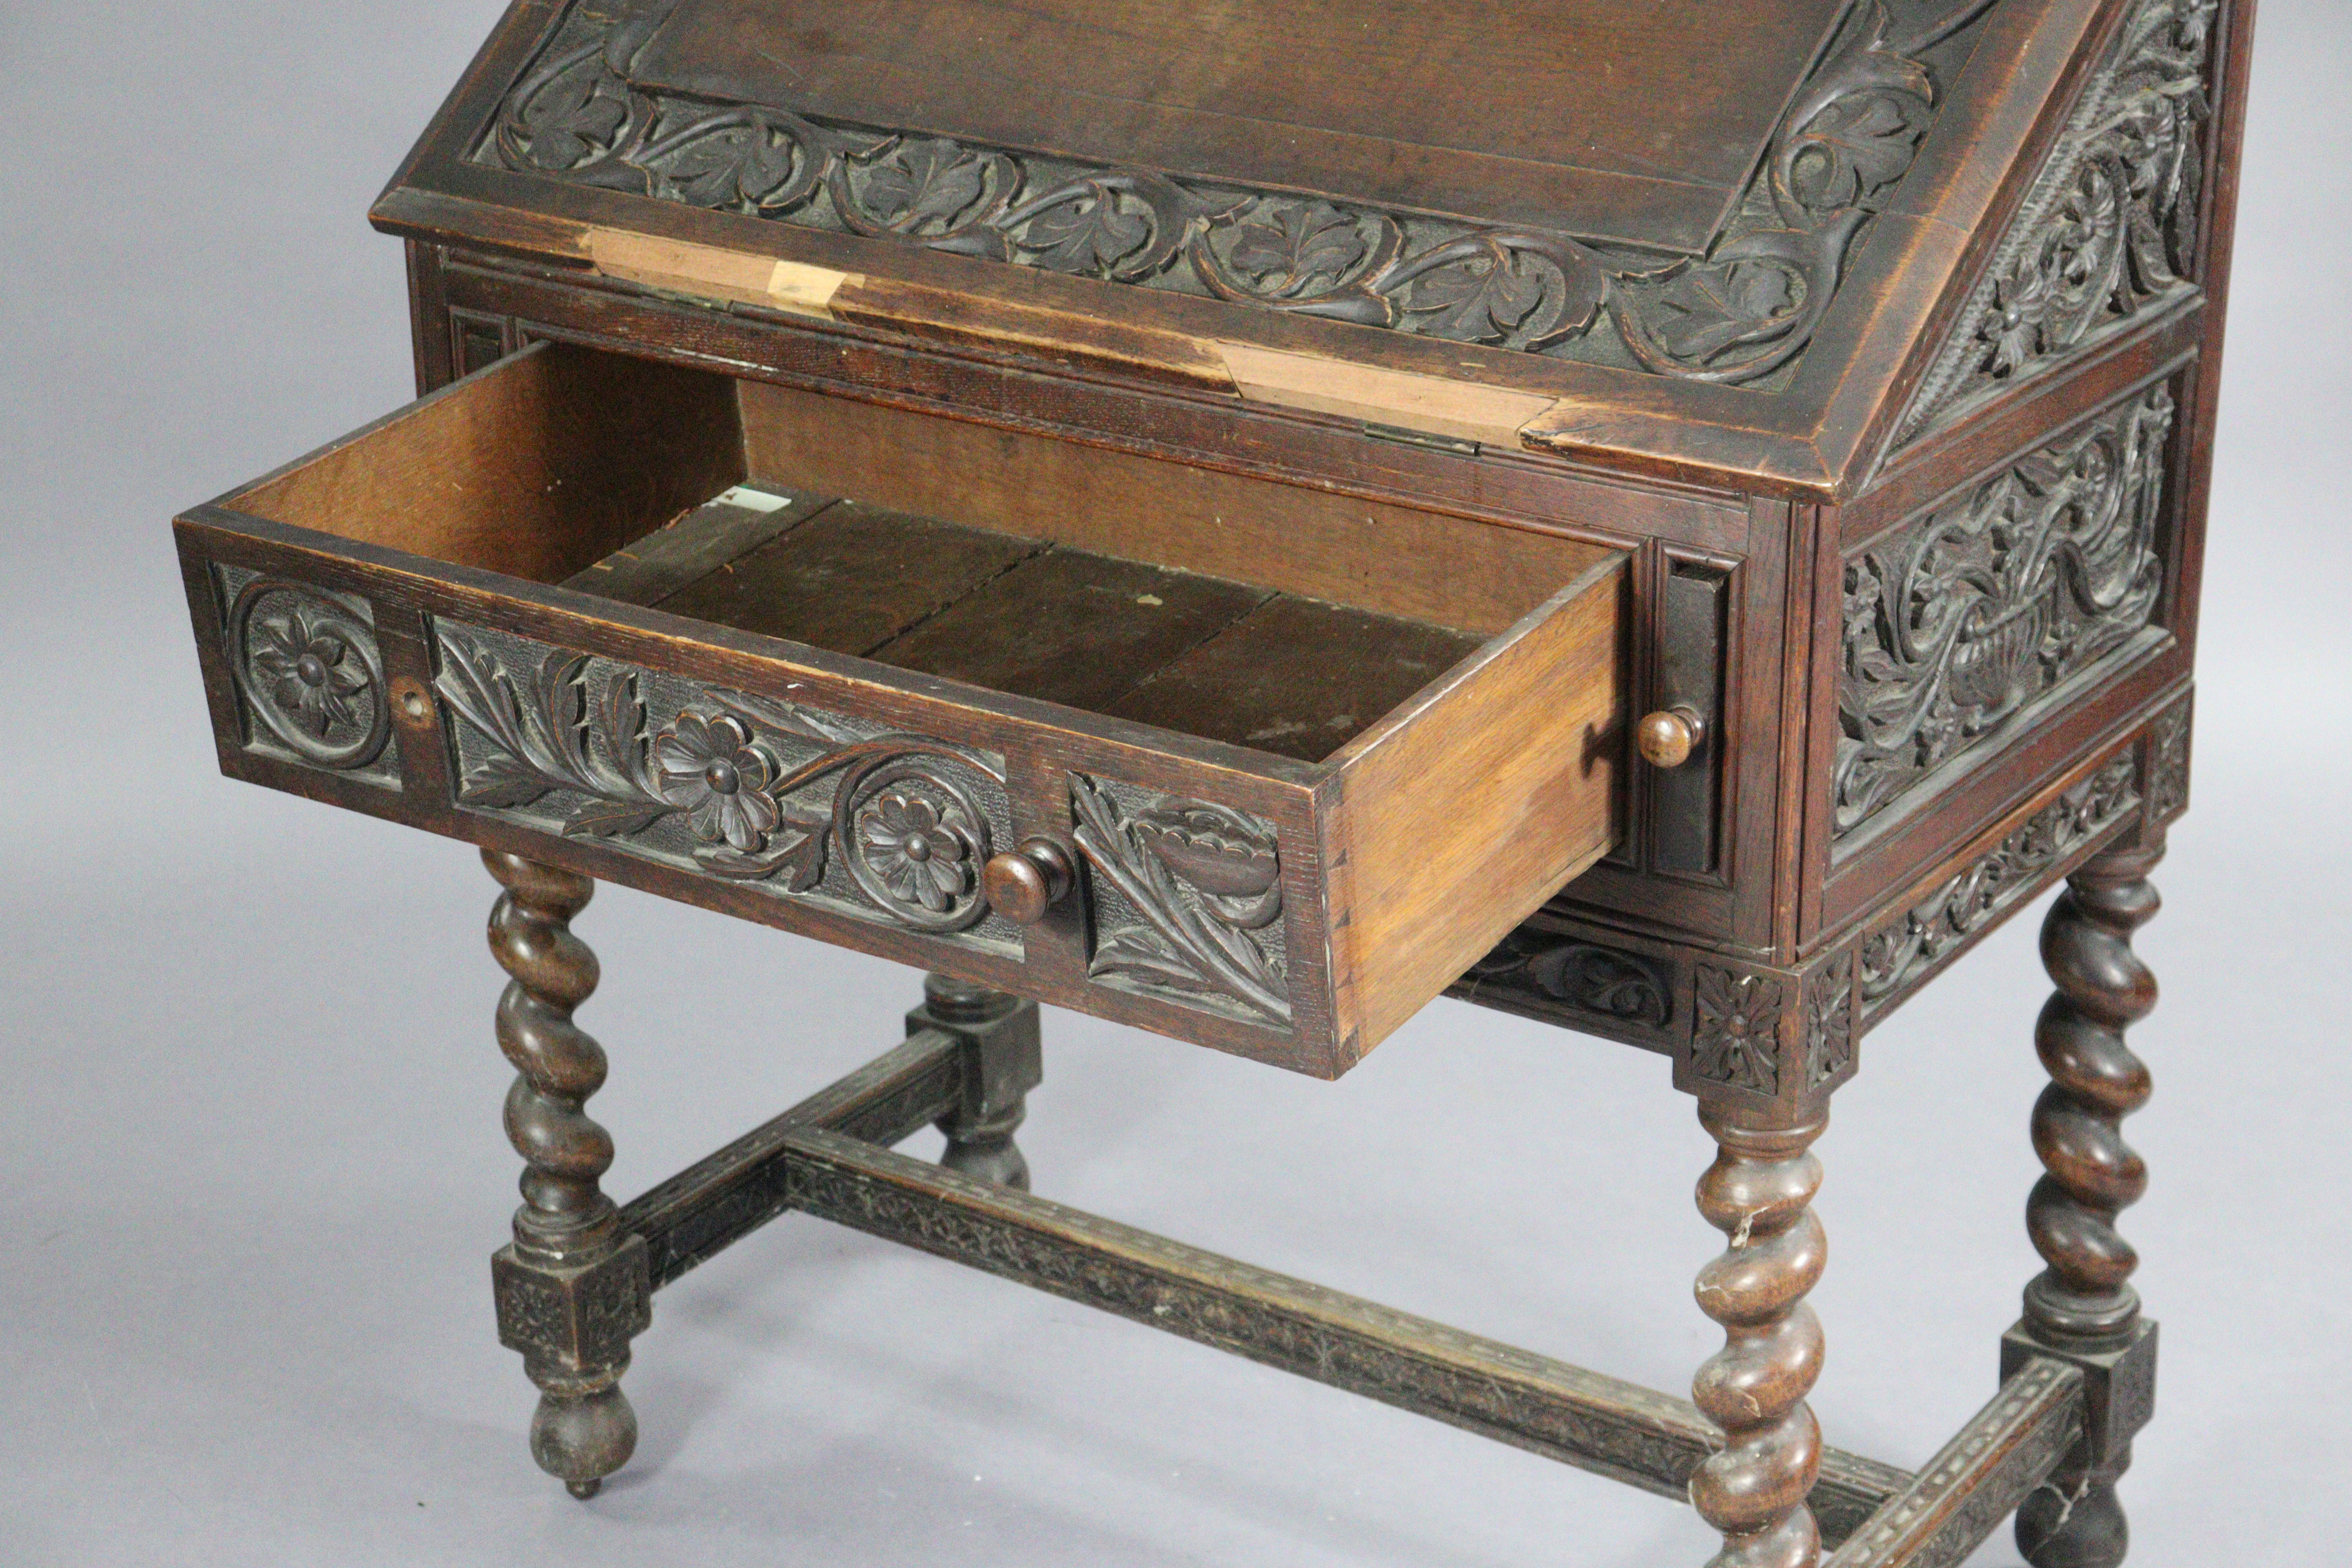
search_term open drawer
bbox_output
[176,342,1628,1074]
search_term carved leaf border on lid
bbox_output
[1893,0,2217,447]
[1836,384,2174,838]
[472,0,1998,387]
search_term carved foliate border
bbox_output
[1893,0,2217,446]
[1857,747,2139,1018]
[429,618,1023,952]
[1837,383,2175,839]
[473,0,1996,387]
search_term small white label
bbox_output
[713,484,792,514]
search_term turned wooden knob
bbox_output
[982,838,1077,925]
[1636,705,1707,769]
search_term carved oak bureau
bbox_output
[171,0,2250,1563]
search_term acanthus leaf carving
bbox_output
[1837,386,2174,837]
[1462,933,1674,1031]
[1068,775,1289,1028]
[475,0,1995,387]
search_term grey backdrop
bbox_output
[3,4,2345,1564]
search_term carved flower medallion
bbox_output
[227,579,391,772]
[652,712,780,851]
[856,789,980,914]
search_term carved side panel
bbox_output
[1838,386,2175,837]
[1067,774,1289,1030]
[432,620,1021,952]
[472,0,1997,387]
[1893,0,2217,446]
[214,566,400,786]
[1857,749,2139,1018]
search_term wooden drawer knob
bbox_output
[1636,706,1707,769]
[983,838,1077,926]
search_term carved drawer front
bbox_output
[175,343,1628,1076]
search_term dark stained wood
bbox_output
[637,0,1850,249]
[872,547,1271,713]
[656,501,1044,656]
[1109,596,1485,763]
[176,0,2263,1541]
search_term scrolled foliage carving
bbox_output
[1462,933,1674,1030]
[1838,387,2174,836]
[433,626,1006,936]
[1897,0,2217,443]
[1858,750,2138,1014]
[476,0,1995,386]
[1068,775,1289,1028]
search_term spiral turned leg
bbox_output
[484,850,649,1501]
[1689,1108,1828,1568]
[2011,838,2162,1568]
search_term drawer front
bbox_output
[182,526,1331,1069]
[176,344,1625,1076]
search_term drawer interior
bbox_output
[231,343,1613,763]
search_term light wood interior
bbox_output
[233,344,743,583]
[733,378,1608,636]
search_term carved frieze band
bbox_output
[217,567,398,784]
[1838,384,2174,837]
[477,0,1995,386]
[431,621,1020,948]
[1069,775,1290,1028]
[1858,749,2138,1017]
[1894,0,2217,445]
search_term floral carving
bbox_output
[652,712,780,851]
[855,788,981,915]
[1462,933,1674,1031]
[1806,955,1857,1088]
[1896,0,2216,443]
[1690,968,1788,1094]
[433,628,1005,933]
[1858,750,2138,1015]
[226,579,391,772]
[475,0,1995,386]
[1068,776,1288,1027]
[1837,387,2174,836]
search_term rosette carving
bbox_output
[226,579,391,772]
[433,628,1004,934]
